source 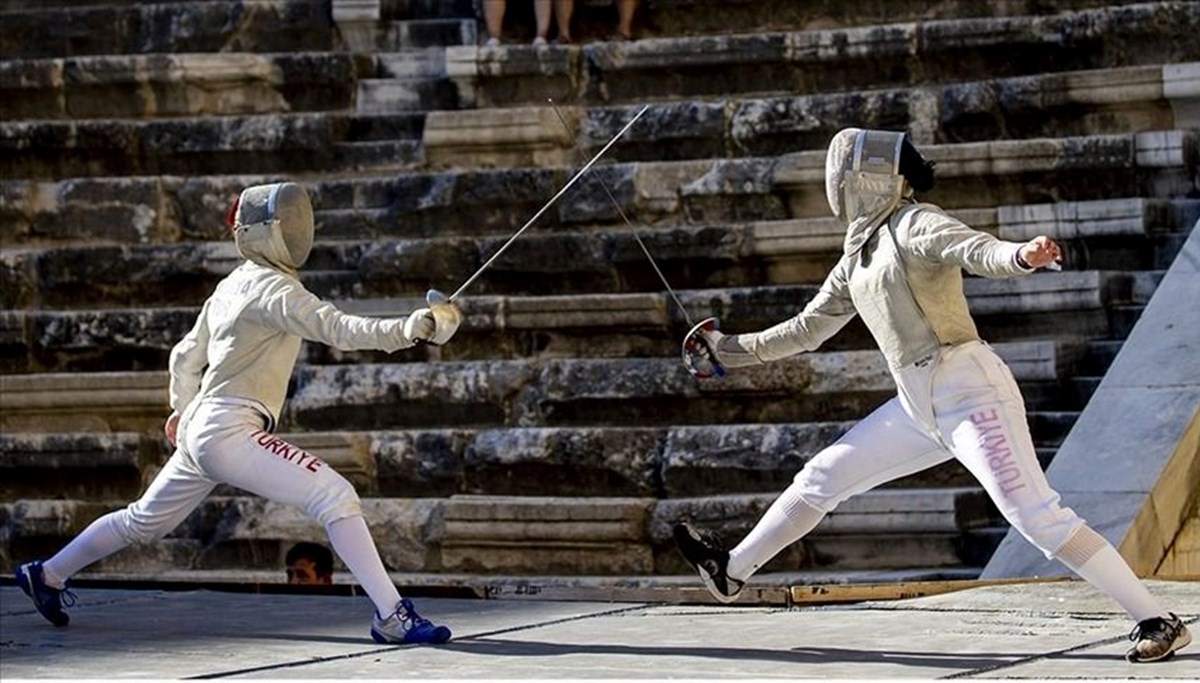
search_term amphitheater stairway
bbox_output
[1,0,1198,588]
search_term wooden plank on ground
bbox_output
[481,582,792,606]
[789,576,1073,605]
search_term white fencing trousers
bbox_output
[48,399,362,580]
[130,399,363,542]
[732,341,1085,579]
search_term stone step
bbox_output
[383,19,477,50]
[0,341,1082,436]
[45,567,985,605]
[279,343,1083,431]
[0,432,156,501]
[333,139,424,172]
[0,0,1128,59]
[449,4,1200,108]
[505,0,1132,44]
[0,419,1068,505]
[1,267,1130,368]
[11,59,1195,176]
[4,130,1192,247]
[9,195,1189,306]
[0,430,376,498]
[1080,339,1126,375]
[0,52,364,121]
[1,112,415,179]
[430,62,1200,167]
[346,112,427,141]
[713,130,1199,222]
[0,489,1004,575]
[0,0,338,59]
[1070,376,1104,406]
[355,77,459,114]
[0,423,914,501]
[376,49,449,79]
[1108,303,1149,340]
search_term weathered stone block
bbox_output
[462,427,665,496]
[193,496,442,572]
[2,114,344,178]
[1165,62,1200,129]
[441,495,654,574]
[0,1,337,59]
[962,271,1112,315]
[333,0,382,52]
[283,360,538,430]
[370,429,473,496]
[446,43,581,108]
[0,433,155,501]
[999,198,1162,241]
[0,371,167,434]
[680,157,787,224]
[423,105,579,168]
[773,132,1191,218]
[585,101,728,162]
[661,423,851,497]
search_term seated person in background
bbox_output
[484,0,572,46]
[286,542,334,586]
[607,0,637,41]
[576,0,639,41]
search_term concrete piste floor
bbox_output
[1,579,1197,679]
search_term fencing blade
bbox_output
[546,99,724,379]
[546,100,695,328]
[436,104,650,305]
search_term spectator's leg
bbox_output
[615,0,637,40]
[554,0,574,42]
[483,0,506,44]
[533,0,551,44]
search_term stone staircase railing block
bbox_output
[440,495,654,574]
[1164,62,1200,129]
[423,105,580,169]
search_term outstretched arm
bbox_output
[711,259,858,368]
[258,281,438,352]
[905,207,1060,276]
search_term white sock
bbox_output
[727,485,826,582]
[43,512,131,587]
[1056,525,1165,622]
[326,515,402,616]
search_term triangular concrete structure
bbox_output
[984,219,1200,578]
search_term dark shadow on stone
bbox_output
[437,636,1023,670]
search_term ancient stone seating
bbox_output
[449,4,1200,107]
[1,0,1197,580]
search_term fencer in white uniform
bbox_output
[674,128,1191,663]
[16,182,461,645]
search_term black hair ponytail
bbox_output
[899,135,936,192]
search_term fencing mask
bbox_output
[824,128,934,256]
[231,182,315,274]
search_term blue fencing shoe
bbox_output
[370,598,452,645]
[15,561,75,627]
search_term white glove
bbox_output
[403,308,438,344]
[712,331,764,369]
[682,321,762,378]
[402,301,464,346]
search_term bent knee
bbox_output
[308,476,362,525]
[789,469,845,514]
[1008,506,1084,557]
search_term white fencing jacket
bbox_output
[734,201,1033,429]
[168,242,413,431]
